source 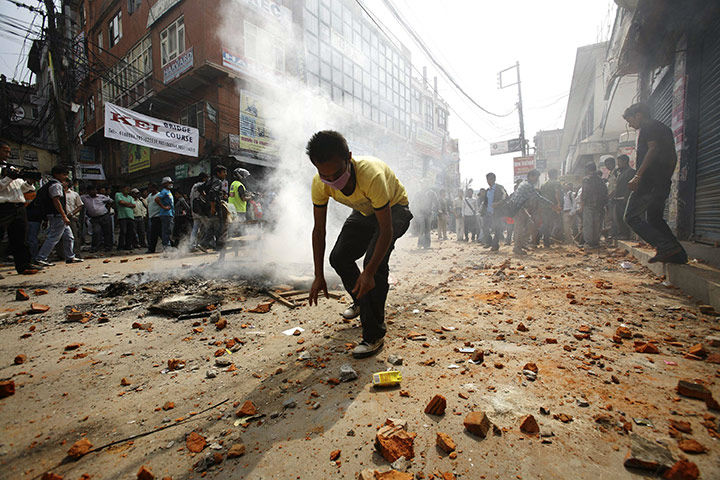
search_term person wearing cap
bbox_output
[114,185,136,251]
[154,177,175,250]
[145,183,162,253]
[189,172,209,251]
[130,188,147,248]
[204,165,228,252]
[229,168,250,219]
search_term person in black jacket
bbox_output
[623,103,687,263]
[611,154,635,240]
[580,162,608,249]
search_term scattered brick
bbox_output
[677,380,711,401]
[67,438,93,459]
[167,359,184,371]
[216,317,227,330]
[236,400,257,417]
[436,432,456,453]
[41,473,64,480]
[375,423,416,462]
[330,449,341,461]
[162,401,175,411]
[29,303,50,313]
[662,458,700,480]
[687,344,707,358]
[634,343,659,354]
[15,289,29,301]
[677,439,707,454]
[64,343,81,351]
[520,414,539,435]
[516,322,528,332]
[0,380,15,398]
[186,432,206,453]
[424,394,447,415]
[34,289,48,296]
[227,443,246,458]
[616,326,632,339]
[14,354,26,365]
[137,465,155,480]
[522,362,538,374]
[120,378,130,386]
[463,411,491,438]
[545,338,557,344]
[669,420,692,433]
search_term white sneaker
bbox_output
[342,303,360,320]
[352,338,384,358]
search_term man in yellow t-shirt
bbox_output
[307,130,413,358]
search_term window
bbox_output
[101,36,152,105]
[180,102,204,136]
[244,21,285,73]
[87,95,95,119]
[98,31,103,50]
[128,0,142,14]
[108,11,122,47]
[437,108,447,130]
[424,98,434,130]
[160,16,184,66]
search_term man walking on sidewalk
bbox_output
[307,131,412,359]
[481,172,507,251]
[580,162,608,250]
[622,103,687,263]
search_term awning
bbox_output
[231,155,277,168]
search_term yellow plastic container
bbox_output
[372,370,402,387]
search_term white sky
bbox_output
[0,0,616,190]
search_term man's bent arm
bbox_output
[635,140,659,179]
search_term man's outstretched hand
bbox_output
[352,270,375,299]
[309,275,329,306]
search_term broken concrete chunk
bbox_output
[150,294,222,316]
[424,394,447,416]
[464,411,491,438]
[387,354,404,365]
[340,364,358,382]
[215,358,231,367]
[206,369,217,379]
[624,433,675,472]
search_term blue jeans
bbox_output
[36,214,75,261]
[160,216,174,247]
[27,220,41,258]
[624,185,683,254]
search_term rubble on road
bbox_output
[375,422,416,462]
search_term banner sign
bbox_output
[222,49,276,82]
[128,144,151,173]
[513,156,535,181]
[76,164,106,181]
[491,138,522,156]
[236,90,276,154]
[104,102,198,157]
[163,47,193,84]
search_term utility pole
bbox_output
[43,0,73,165]
[497,61,528,156]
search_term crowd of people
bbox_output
[0,151,264,273]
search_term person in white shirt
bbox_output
[0,140,38,274]
[562,184,575,243]
[64,183,84,255]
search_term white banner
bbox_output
[104,102,198,157]
[76,163,106,180]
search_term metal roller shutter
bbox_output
[649,69,673,126]
[694,18,720,243]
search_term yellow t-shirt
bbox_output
[311,156,408,216]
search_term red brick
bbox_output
[375,471,414,480]
[663,459,700,480]
[137,465,155,480]
[677,439,707,454]
[64,343,81,351]
[375,424,416,462]
[463,411,491,438]
[215,317,227,330]
[162,401,175,411]
[14,354,26,365]
[30,303,50,313]
[436,432,456,453]
[167,359,184,371]
[616,326,632,339]
[520,414,539,435]
[635,343,659,354]
[236,400,257,417]
[687,344,706,358]
[424,395,447,415]
[516,322,528,332]
[15,289,29,301]
[677,380,711,401]
[330,449,341,461]
[67,438,92,459]
[522,362,538,374]
[669,420,692,433]
[0,380,15,398]
[41,474,63,480]
[34,289,48,296]
[185,432,206,453]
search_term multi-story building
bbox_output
[69,0,458,192]
[533,128,563,174]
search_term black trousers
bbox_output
[0,202,32,273]
[134,218,147,247]
[147,217,162,253]
[329,204,413,343]
[117,218,136,250]
[90,214,113,251]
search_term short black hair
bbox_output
[585,162,597,172]
[0,140,9,148]
[548,169,559,179]
[617,154,630,164]
[604,157,616,167]
[623,103,651,119]
[214,165,227,174]
[198,172,209,180]
[51,165,70,175]
[527,169,540,179]
[486,172,496,179]
[306,130,350,164]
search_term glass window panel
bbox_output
[320,61,331,80]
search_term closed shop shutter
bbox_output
[694,18,720,243]
[649,68,674,126]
